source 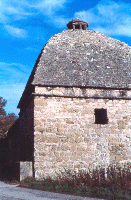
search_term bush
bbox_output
[20,163,131,200]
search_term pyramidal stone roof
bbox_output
[32,29,131,88]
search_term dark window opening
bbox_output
[75,25,80,29]
[82,25,85,30]
[95,108,108,124]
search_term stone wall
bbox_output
[20,161,33,181]
[34,86,131,179]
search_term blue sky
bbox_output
[1,0,131,116]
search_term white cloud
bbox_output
[0,0,68,21]
[0,1,9,23]
[29,0,70,27]
[74,0,131,37]
[0,0,32,23]
[51,16,70,28]
[0,62,31,84]
[24,47,39,51]
[0,62,31,115]
[34,0,67,15]
[116,24,131,37]
[4,25,28,38]
[0,0,70,37]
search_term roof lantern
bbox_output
[67,18,88,30]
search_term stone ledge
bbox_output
[34,86,131,99]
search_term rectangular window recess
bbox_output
[95,108,108,125]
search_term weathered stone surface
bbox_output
[32,30,131,89]
[35,86,131,99]
[34,95,131,178]
[20,162,33,181]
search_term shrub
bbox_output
[20,163,131,200]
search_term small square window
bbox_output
[95,108,108,124]
[75,25,80,29]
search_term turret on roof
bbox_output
[67,18,88,30]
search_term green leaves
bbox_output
[0,97,18,138]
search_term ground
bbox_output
[0,181,104,200]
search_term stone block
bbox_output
[39,152,46,157]
[20,162,33,181]
[75,137,83,143]
[59,136,68,143]
[35,125,45,133]
[34,98,47,106]
[65,119,74,124]
[118,120,125,129]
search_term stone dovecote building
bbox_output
[8,18,131,180]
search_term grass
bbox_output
[20,163,131,200]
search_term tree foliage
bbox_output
[0,97,18,138]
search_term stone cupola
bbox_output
[67,18,88,30]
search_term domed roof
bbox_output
[32,28,131,89]
[67,18,88,30]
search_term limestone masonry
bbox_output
[7,18,131,180]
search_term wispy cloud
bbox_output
[0,0,33,38]
[0,0,70,37]
[0,62,31,84]
[49,15,70,28]
[0,0,32,23]
[4,25,28,38]
[33,0,67,15]
[74,0,131,37]
[0,0,69,22]
[0,62,31,114]
[27,0,70,28]
[2,0,131,38]
[24,47,39,51]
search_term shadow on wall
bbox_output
[0,137,20,181]
[0,118,34,182]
